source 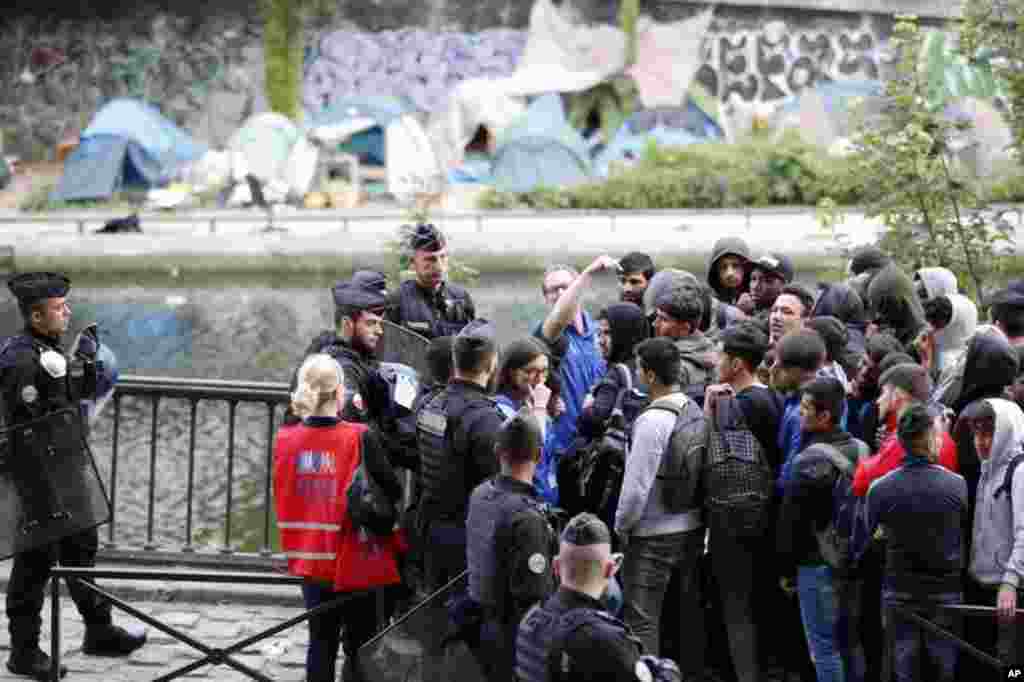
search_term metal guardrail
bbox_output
[889,603,1018,677]
[101,374,291,561]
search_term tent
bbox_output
[491,94,591,192]
[52,99,206,202]
[771,80,885,148]
[307,96,416,166]
[0,157,10,191]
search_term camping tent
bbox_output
[307,95,416,166]
[228,113,320,200]
[51,99,206,202]
[491,94,591,192]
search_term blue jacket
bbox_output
[776,394,804,497]
[533,313,606,505]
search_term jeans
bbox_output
[835,577,866,682]
[883,589,961,682]
[621,529,705,678]
[797,564,843,682]
[709,526,762,682]
[301,580,378,682]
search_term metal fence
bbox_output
[98,375,291,565]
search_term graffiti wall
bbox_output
[697,17,890,102]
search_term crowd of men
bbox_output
[11,221,1024,682]
[284,220,1024,682]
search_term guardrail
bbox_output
[100,375,291,563]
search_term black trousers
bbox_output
[6,527,111,651]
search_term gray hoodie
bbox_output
[934,293,978,382]
[916,267,959,299]
[970,398,1024,588]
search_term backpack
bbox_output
[994,451,1024,504]
[680,356,710,409]
[703,395,774,537]
[813,441,870,574]
[644,395,707,513]
[578,364,632,514]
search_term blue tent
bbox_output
[594,100,723,177]
[491,94,592,193]
[52,99,206,202]
[307,95,415,166]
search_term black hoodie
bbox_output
[285,330,377,424]
[578,303,650,440]
[812,282,867,356]
[706,237,751,305]
[866,265,926,350]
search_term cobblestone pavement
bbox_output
[0,599,312,681]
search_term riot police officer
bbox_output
[286,270,389,426]
[416,320,506,682]
[386,223,475,339]
[516,513,681,682]
[2,273,145,680]
[466,408,557,682]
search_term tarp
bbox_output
[0,158,10,191]
[308,95,415,130]
[51,134,165,202]
[626,10,715,108]
[387,116,445,199]
[228,113,300,185]
[82,98,206,177]
[771,80,885,149]
[491,94,592,192]
[920,30,1004,112]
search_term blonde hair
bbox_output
[290,354,344,419]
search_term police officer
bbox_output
[466,408,557,682]
[516,513,681,682]
[416,320,506,682]
[2,273,145,680]
[286,270,389,425]
[386,223,475,339]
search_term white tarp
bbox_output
[387,115,444,201]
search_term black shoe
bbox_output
[7,648,67,680]
[82,623,147,656]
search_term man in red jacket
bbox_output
[853,362,958,498]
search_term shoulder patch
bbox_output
[20,385,37,404]
[635,660,653,682]
[352,393,365,412]
[528,553,547,575]
[417,409,447,436]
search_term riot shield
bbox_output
[0,408,111,559]
[378,320,431,381]
[358,571,482,682]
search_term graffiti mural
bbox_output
[697,18,889,103]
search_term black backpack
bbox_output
[702,394,774,537]
[644,395,707,513]
[812,441,870,575]
[578,364,633,515]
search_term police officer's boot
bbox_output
[7,647,67,680]
[82,623,146,656]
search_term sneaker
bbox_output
[82,623,147,656]
[7,648,67,680]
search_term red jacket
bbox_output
[852,430,959,498]
[273,420,366,582]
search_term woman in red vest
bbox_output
[273,353,403,682]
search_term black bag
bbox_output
[703,395,774,537]
[347,435,399,536]
[578,364,632,514]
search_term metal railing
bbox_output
[889,603,1015,678]
[99,375,291,564]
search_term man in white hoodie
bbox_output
[966,398,1024,666]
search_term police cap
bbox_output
[560,512,612,546]
[405,223,447,253]
[8,272,70,305]
[332,270,388,313]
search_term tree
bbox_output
[263,0,334,121]
[960,0,1024,164]
[822,15,1013,303]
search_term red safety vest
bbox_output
[272,420,366,582]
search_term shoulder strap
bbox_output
[996,452,1024,501]
[609,364,632,413]
[818,444,855,477]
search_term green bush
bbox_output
[477,133,869,210]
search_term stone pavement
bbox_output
[0,560,315,681]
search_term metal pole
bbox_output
[50,567,60,682]
[261,402,275,556]
[145,396,160,550]
[222,400,237,553]
[105,393,121,549]
[183,399,199,552]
